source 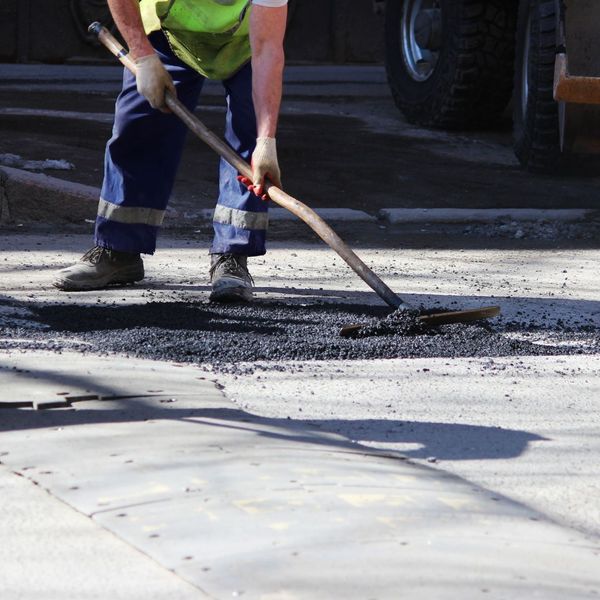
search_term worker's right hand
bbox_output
[135,53,176,112]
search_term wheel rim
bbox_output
[521,11,532,119]
[401,0,442,82]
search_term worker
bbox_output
[54,0,287,302]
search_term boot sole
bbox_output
[209,284,253,303]
[54,264,145,291]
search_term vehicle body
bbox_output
[381,0,600,172]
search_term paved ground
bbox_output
[1,465,204,600]
[1,233,600,557]
[1,351,599,599]
[1,63,600,598]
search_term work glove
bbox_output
[237,137,281,200]
[135,53,176,112]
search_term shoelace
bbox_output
[81,246,109,264]
[210,255,254,284]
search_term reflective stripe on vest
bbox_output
[140,0,252,80]
[97,198,165,227]
[213,205,268,230]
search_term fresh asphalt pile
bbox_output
[0,298,598,372]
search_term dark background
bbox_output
[1,0,385,64]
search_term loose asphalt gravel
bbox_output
[1,298,598,373]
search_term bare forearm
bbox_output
[251,46,284,138]
[250,5,286,139]
[107,0,154,59]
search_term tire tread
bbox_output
[513,0,561,172]
[385,0,519,129]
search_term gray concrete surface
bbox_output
[0,466,206,600]
[1,352,599,599]
[219,356,600,539]
[2,233,598,321]
[0,165,98,226]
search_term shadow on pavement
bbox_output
[309,418,546,461]
[0,395,545,464]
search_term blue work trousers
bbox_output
[96,31,267,256]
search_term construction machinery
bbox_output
[381,0,600,172]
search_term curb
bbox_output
[2,167,597,228]
[271,207,375,222]
[0,168,377,228]
[378,207,598,224]
[0,166,97,225]
[192,208,377,224]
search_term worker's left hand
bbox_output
[135,53,176,113]
[237,137,281,200]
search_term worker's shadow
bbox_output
[0,375,545,463]
[304,418,546,461]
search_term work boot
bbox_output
[53,245,144,291]
[209,253,253,302]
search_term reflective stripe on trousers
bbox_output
[212,205,269,231]
[97,198,165,227]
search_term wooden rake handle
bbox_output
[89,23,410,310]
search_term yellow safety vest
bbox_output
[140,0,252,80]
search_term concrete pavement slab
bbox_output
[220,355,600,540]
[1,352,600,598]
[0,466,208,600]
[97,489,600,600]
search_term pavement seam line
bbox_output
[1,463,214,598]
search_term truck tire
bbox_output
[513,0,561,172]
[385,0,518,129]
